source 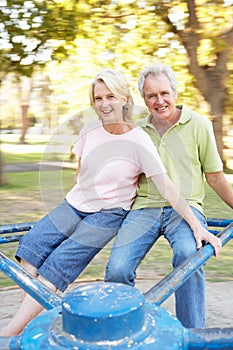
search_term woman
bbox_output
[0,69,220,336]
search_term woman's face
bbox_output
[93,81,127,124]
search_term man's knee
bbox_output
[173,243,197,267]
[105,258,134,285]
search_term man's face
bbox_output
[143,73,177,122]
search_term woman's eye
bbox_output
[94,97,101,102]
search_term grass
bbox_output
[3,153,44,164]
[1,135,233,288]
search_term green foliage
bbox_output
[0,0,79,79]
[1,0,233,115]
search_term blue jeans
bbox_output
[16,200,128,292]
[105,206,207,328]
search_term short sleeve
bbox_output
[135,129,167,177]
[72,126,87,157]
[198,119,223,173]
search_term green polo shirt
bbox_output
[132,105,223,214]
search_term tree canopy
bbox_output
[1,0,233,160]
[0,0,80,80]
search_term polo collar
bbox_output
[142,105,191,128]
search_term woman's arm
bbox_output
[150,173,222,256]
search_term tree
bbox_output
[77,0,233,165]
[0,0,80,184]
[154,0,233,165]
[1,0,232,176]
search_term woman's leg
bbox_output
[38,208,128,292]
[0,207,126,335]
[0,261,56,336]
[16,201,83,267]
[0,201,82,336]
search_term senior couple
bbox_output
[1,62,232,336]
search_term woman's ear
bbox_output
[122,96,128,106]
[123,101,129,119]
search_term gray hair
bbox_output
[89,69,134,121]
[138,63,178,97]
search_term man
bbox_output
[105,62,233,328]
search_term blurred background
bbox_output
[1,0,233,287]
[1,0,233,170]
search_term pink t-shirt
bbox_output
[66,120,166,212]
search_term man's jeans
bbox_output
[105,206,207,328]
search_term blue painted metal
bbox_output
[144,221,233,305]
[62,283,145,341]
[0,219,233,349]
[2,282,233,349]
[0,222,35,245]
[9,283,186,349]
[206,218,233,227]
[0,219,231,245]
[188,328,233,349]
[0,235,24,244]
[0,252,61,310]
[0,223,35,234]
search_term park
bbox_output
[1,0,233,348]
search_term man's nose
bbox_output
[155,94,164,103]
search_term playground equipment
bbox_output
[0,219,233,349]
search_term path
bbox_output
[1,279,233,330]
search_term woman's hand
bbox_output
[192,225,222,257]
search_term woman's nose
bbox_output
[102,98,109,106]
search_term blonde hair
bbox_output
[89,69,134,121]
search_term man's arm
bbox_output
[205,171,233,209]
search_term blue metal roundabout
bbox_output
[0,219,233,349]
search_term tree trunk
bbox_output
[211,115,225,167]
[160,0,233,168]
[19,104,29,144]
[18,77,32,144]
[0,150,7,186]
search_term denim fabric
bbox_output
[16,200,128,292]
[105,206,207,328]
